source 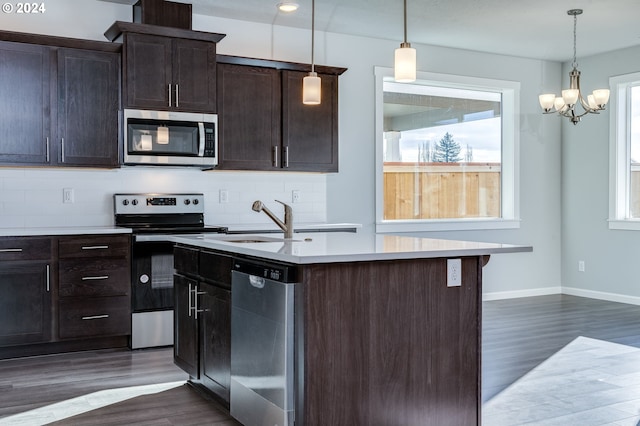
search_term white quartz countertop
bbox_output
[170,232,532,264]
[0,227,132,237]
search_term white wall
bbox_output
[562,45,640,303]
[0,0,561,296]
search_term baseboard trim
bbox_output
[561,287,640,306]
[483,286,640,306]
[482,287,561,301]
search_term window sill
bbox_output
[376,219,521,233]
[608,219,640,231]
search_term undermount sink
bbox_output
[208,235,303,243]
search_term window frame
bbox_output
[374,66,521,233]
[608,71,640,230]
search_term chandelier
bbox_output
[538,9,610,125]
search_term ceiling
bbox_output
[101,0,640,62]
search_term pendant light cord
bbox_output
[403,0,407,44]
[311,0,315,73]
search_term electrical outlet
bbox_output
[578,260,585,272]
[292,190,301,203]
[63,188,74,204]
[219,189,229,203]
[447,258,462,287]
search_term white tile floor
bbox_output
[483,337,640,426]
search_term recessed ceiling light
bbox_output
[277,2,299,13]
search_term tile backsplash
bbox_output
[0,167,327,228]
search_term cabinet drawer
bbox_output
[59,296,130,339]
[0,237,52,261]
[59,258,130,298]
[174,245,199,275]
[59,235,131,259]
[199,250,232,288]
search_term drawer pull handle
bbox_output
[81,245,109,250]
[82,314,109,320]
[0,248,23,253]
[82,275,109,281]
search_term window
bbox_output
[374,67,520,232]
[609,72,640,230]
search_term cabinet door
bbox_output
[217,63,281,170]
[173,38,216,113]
[57,48,120,167]
[199,282,231,402]
[174,274,198,377]
[282,70,339,172]
[0,41,51,165]
[0,263,51,346]
[124,33,172,109]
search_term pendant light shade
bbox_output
[394,0,416,82]
[303,71,321,104]
[303,0,321,105]
[395,43,416,82]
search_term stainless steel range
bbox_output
[114,193,227,349]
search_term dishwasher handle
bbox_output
[249,275,265,289]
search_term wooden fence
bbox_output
[383,162,501,220]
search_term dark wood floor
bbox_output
[1,294,639,424]
[482,294,640,401]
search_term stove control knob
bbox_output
[184,199,191,205]
[122,199,129,206]
[131,199,138,206]
[193,198,199,205]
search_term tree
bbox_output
[433,132,461,163]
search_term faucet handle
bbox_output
[275,199,292,211]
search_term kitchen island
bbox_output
[171,232,531,426]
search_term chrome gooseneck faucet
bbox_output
[252,200,294,239]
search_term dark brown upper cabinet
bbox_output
[122,33,217,112]
[57,48,120,167]
[0,41,51,165]
[216,63,281,170]
[0,32,121,168]
[216,56,346,172]
[104,22,224,114]
[282,70,339,172]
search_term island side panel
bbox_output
[301,257,482,426]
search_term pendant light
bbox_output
[538,9,610,125]
[302,0,321,105]
[394,0,416,82]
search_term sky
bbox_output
[394,117,502,163]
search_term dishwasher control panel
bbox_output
[232,258,298,283]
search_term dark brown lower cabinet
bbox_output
[0,234,131,359]
[173,273,199,377]
[198,282,231,402]
[0,262,52,346]
[173,247,232,406]
[300,257,482,426]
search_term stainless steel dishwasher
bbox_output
[230,257,297,426]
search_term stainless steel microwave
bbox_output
[123,109,218,167]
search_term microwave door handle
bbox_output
[197,122,205,157]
